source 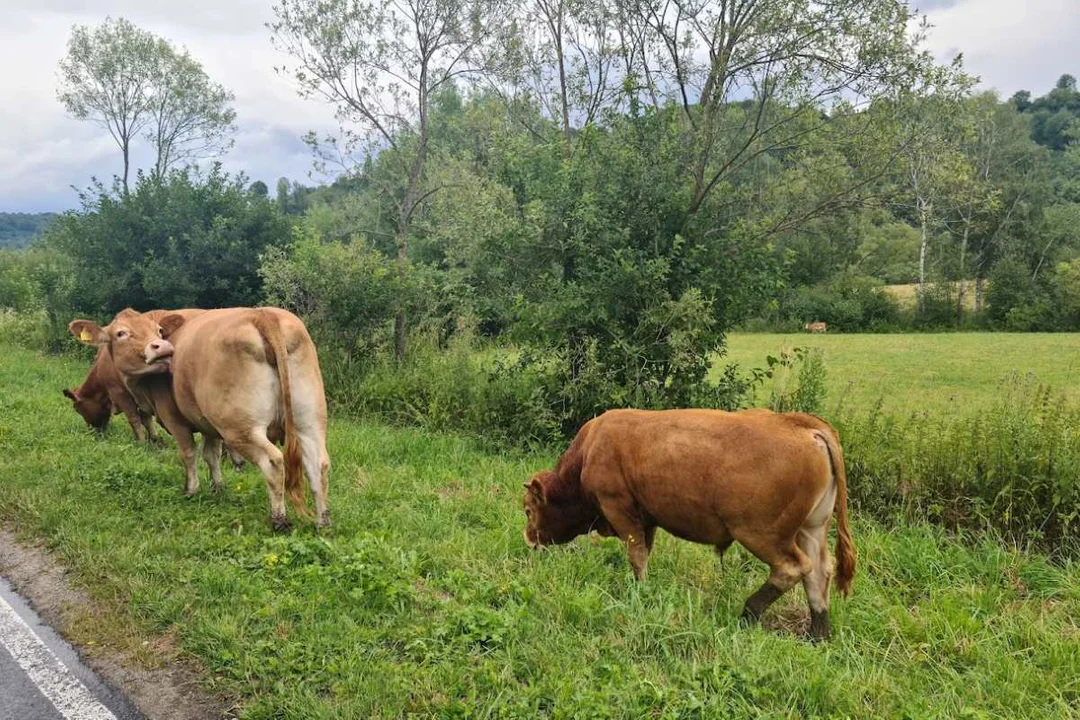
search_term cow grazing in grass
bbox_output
[804,321,827,333]
[522,409,855,641]
[69,307,330,530]
[63,309,203,442]
[63,345,158,441]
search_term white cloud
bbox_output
[0,0,339,212]
[923,0,1080,96]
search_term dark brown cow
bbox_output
[522,408,855,641]
[63,345,157,441]
[70,307,329,530]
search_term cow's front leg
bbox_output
[174,427,200,496]
[202,436,225,493]
[598,500,652,582]
[141,410,163,445]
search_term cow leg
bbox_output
[597,501,651,582]
[141,410,162,445]
[174,427,200,496]
[124,409,146,443]
[227,432,290,532]
[644,526,657,552]
[797,522,833,642]
[738,539,813,626]
[299,433,331,528]
[225,446,246,471]
[202,436,225,493]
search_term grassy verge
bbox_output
[1,344,1079,718]
[723,332,1080,414]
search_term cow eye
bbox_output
[116,329,129,340]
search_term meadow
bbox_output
[1,341,1079,718]
[723,332,1080,414]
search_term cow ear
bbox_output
[528,477,547,504]
[69,320,107,345]
[63,388,78,402]
[158,313,187,338]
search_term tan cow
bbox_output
[804,321,827,333]
[63,309,204,442]
[69,307,330,530]
[522,408,855,641]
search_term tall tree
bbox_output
[57,17,159,192]
[617,0,961,233]
[271,0,493,361]
[146,47,237,178]
[58,18,237,190]
[490,0,621,145]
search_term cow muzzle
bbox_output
[144,339,175,372]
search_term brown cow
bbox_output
[69,307,329,530]
[804,321,827,333]
[522,408,855,641]
[63,345,158,441]
[63,309,204,442]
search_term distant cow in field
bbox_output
[521,408,855,641]
[63,309,204,442]
[70,307,330,530]
[804,321,827,333]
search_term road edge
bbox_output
[0,527,231,720]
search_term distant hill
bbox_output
[0,212,58,249]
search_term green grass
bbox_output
[2,343,1080,718]
[723,332,1080,414]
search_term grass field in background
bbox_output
[2,343,1079,718]
[723,332,1080,415]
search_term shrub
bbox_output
[838,373,1080,555]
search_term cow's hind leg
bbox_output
[797,523,832,641]
[202,436,225,493]
[173,427,200,496]
[227,430,290,532]
[738,537,813,626]
[299,433,331,528]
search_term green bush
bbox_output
[779,274,901,332]
[839,373,1080,555]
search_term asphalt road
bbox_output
[0,577,142,720]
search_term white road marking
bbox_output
[0,593,116,720]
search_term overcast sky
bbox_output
[1,0,1077,213]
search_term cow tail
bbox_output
[819,427,855,596]
[255,311,311,519]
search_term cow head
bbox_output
[62,388,111,432]
[522,471,600,549]
[69,309,175,379]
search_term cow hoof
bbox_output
[808,610,831,643]
[271,515,292,533]
[316,512,331,530]
[183,489,198,498]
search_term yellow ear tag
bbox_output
[79,329,92,342]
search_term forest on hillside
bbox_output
[0,213,57,249]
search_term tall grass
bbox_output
[839,374,1080,555]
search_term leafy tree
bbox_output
[146,47,236,178]
[44,167,290,314]
[58,17,236,190]
[57,17,160,191]
[271,0,494,360]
